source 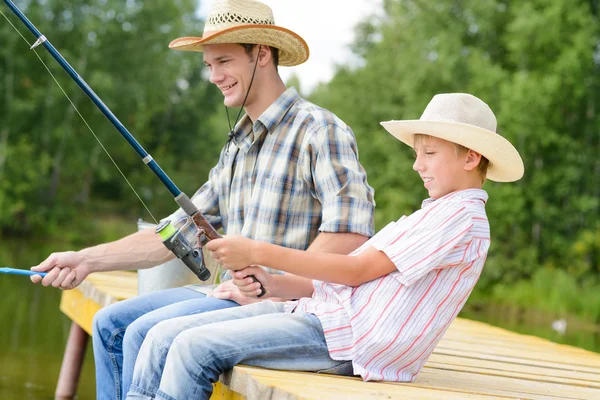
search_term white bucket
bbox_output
[137,219,220,295]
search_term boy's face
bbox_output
[412,136,477,199]
[203,43,258,108]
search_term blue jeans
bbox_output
[92,287,238,400]
[125,301,353,400]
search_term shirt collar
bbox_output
[421,188,488,209]
[229,87,301,152]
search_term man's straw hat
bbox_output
[169,0,309,66]
[381,93,524,182]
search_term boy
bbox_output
[125,93,524,400]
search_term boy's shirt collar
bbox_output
[421,188,488,209]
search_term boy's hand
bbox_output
[232,266,273,298]
[206,236,256,271]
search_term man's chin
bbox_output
[223,97,243,108]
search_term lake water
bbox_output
[1,239,598,399]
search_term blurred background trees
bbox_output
[0,0,599,320]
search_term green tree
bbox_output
[310,0,599,295]
[0,0,223,233]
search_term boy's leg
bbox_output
[92,287,232,400]
[120,295,237,399]
[127,303,346,400]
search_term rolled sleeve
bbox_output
[163,160,223,231]
[307,123,375,237]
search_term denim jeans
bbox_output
[92,287,238,400]
[125,301,353,400]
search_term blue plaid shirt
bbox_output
[166,87,375,252]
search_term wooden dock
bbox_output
[58,271,600,399]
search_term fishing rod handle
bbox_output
[0,267,47,277]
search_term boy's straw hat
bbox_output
[381,93,524,182]
[169,0,309,66]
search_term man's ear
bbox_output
[464,149,483,171]
[257,45,271,67]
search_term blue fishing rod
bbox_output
[1,267,47,277]
[2,0,265,295]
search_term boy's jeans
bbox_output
[126,301,353,400]
[92,287,238,400]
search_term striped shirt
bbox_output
[289,189,490,381]
[166,87,375,257]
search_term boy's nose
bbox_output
[413,157,424,172]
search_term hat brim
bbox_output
[380,120,524,182]
[169,25,309,67]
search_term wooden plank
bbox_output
[435,347,600,375]
[212,382,245,400]
[410,367,600,399]
[57,271,600,400]
[59,271,138,334]
[225,366,512,400]
[427,353,600,385]
[60,286,103,335]
[433,341,600,370]
[426,361,600,389]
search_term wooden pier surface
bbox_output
[59,271,600,399]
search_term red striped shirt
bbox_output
[286,189,490,381]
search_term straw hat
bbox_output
[381,93,524,182]
[169,0,309,66]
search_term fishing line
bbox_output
[0,8,158,224]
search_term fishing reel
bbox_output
[155,219,211,282]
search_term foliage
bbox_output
[0,0,599,321]
[309,0,600,303]
[0,0,223,233]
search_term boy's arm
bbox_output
[209,237,396,287]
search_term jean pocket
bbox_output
[317,361,355,376]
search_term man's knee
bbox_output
[92,305,116,337]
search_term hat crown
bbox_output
[204,0,275,34]
[420,93,497,133]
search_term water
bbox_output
[0,239,599,400]
[0,239,95,400]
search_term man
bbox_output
[30,1,375,399]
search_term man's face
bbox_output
[412,136,471,199]
[203,43,256,108]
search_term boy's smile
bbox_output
[413,136,477,199]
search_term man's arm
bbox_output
[30,227,173,289]
[306,231,368,254]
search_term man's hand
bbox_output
[206,236,256,271]
[30,251,91,290]
[208,280,261,305]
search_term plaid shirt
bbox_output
[166,87,374,255]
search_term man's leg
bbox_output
[120,295,238,398]
[126,302,346,400]
[92,287,205,400]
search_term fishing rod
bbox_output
[2,0,265,295]
[1,267,47,277]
